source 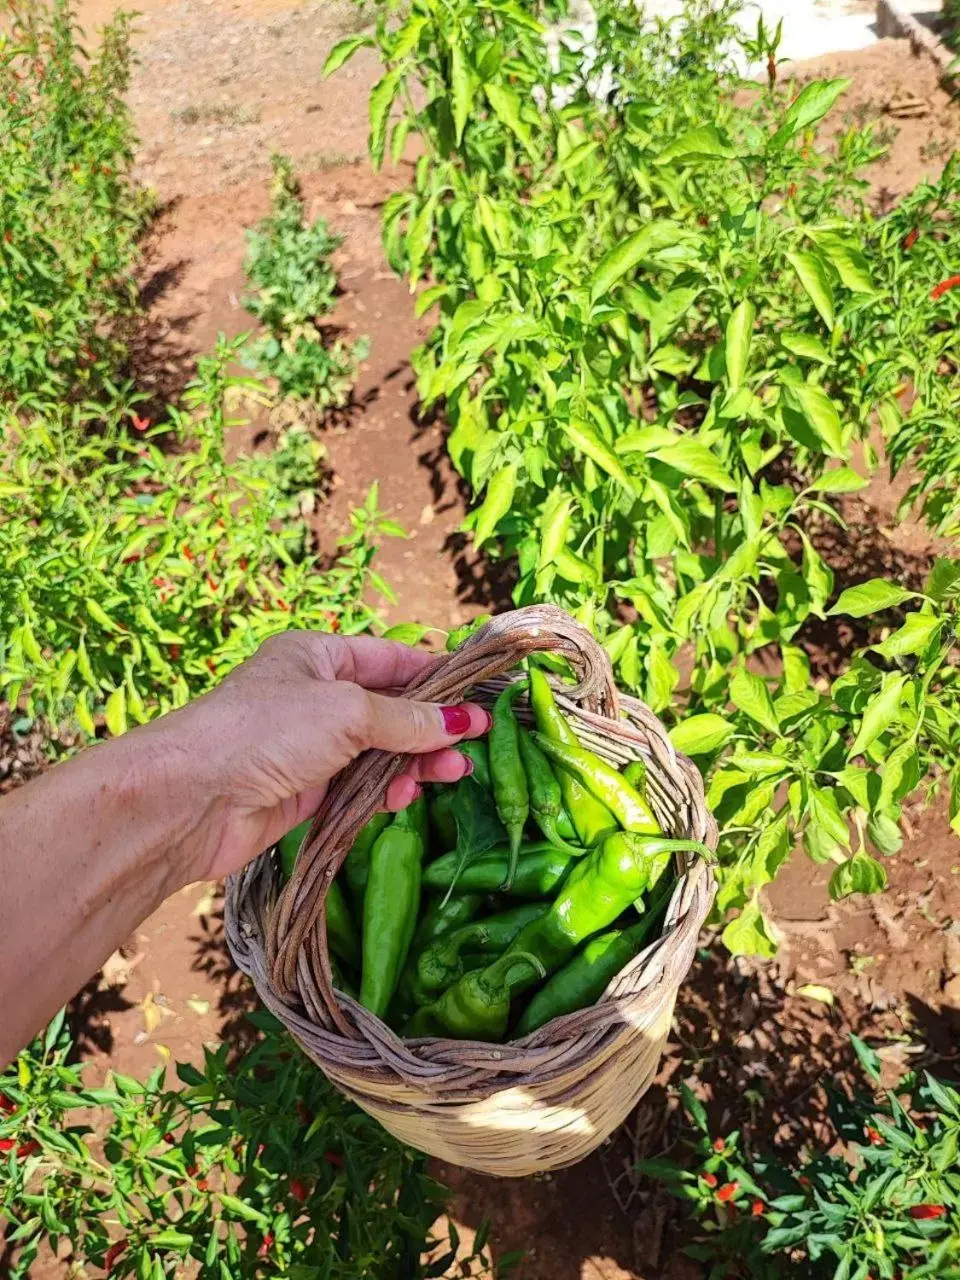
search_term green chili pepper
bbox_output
[277,819,311,881]
[360,798,426,1019]
[517,727,582,855]
[430,787,458,850]
[403,950,546,1041]
[528,667,616,846]
[623,758,648,796]
[416,902,549,994]
[514,878,676,1035]
[343,811,391,904]
[457,738,492,791]
[488,834,709,1019]
[390,893,486,1015]
[530,733,661,835]
[489,682,529,889]
[422,841,575,897]
[278,820,360,968]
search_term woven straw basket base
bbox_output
[226,606,717,1177]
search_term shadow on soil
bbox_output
[189,901,261,1058]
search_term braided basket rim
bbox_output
[224,604,718,1094]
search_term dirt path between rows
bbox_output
[20,8,960,1275]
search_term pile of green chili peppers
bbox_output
[276,664,711,1043]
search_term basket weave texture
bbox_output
[225,605,717,1176]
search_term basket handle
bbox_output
[269,605,619,1006]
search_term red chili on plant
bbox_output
[931,275,960,300]
[752,1199,764,1217]
[903,227,919,251]
[0,1138,15,1153]
[131,415,150,432]
[713,1137,726,1152]
[865,1125,883,1146]
[104,1240,128,1272]
[323,1150,344,1168]
[290,1177,309,1203]
[0,1094,15,1113]
[702,1173,718,1188]
[909,1204,947,1220]
[17,1140,40,1158]
[258,1233,275,1258]
[716,1182,739,1203]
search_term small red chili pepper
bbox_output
[186,1163,198,1177]
[258,1233,274,1258]
[323,1150,344,1168]
[0,1094,15,1113]
[277,598,290,612]
[104,1240,128,1272]
[169,644,181,662]
[182,545,194,561]
[702,1173,717,1188]
[195,1177,208,1191]
[17,1140,40,1158]
[0,1138,15,1152]
[239,558,248,571]
[865,1125,883,1146]
[910,1204,947,1220]
[2,231,11,244]
[931,275,960,300]
[206,658,216,674]
[716,1182,739,1203]
[207,576,217,593]
[752,1199,764,1217]
[787,183,797,199]
[713,1137,726,1153]
[121,554,141,565]
[131,415,150,432]
[903,227,919,251]
[798,1176,812,1189]
[163,1132,176,1144]
[290,1177,309,1203]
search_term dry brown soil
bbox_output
[10,12,960,1278]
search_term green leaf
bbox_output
[808,467,868,494]
[656,124,736,164]
[322,34,373,77]
[810,231,875,293]
[563,419,636,496]
[829,579,916,617]
[730,668,780,734]
[724,300,755,389]
[589,223,686,303]
[807,785,850,849]
[536,491,573,573]
[721,895,777,958]
[484,83,533,153]
[872,613,941,657]
[867,810,903,856]
[150,1231,194,1251]
[369,69,402,169]
[448,776,508,890]
[849,673,907,758]
[786,251,835,329]
[218,1194,269,1226]
[850,1032,882,1083]
[669,714,734,756]
[85,597,121,633]
[769,78,849,149]
[381,622,433,645]
[781,378,847,459]
[926,558,960,602]
[472,464,517,549]
[650,439,736,492]
[646,641,678,713]
[781,331,831,363]
[829,852,888,900]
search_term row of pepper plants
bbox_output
[327,0,960,954]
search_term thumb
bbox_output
[352,689,490,756]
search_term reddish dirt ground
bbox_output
[9,12,960,1277]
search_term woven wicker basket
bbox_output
[224,605,717,1177]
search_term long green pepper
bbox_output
[403,949,545,1041]
[360,797,426,1019]
[342,811,391,904]
[422,841,576,897]
[530,733,662,835]
[528,667,617,846]
[488,682,529,889]
[517,727,582,854]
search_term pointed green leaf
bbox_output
[369,69,402,169]
[721,895,777,958]
[829,852,887,900]
[810,231,875,294]
[809,467,868,494]
[786,250,835,329]
[724,300,755,389]
[849,674,907,758]
[650,439,736,492]
[730,668,780,735]
[656,124,736,164]
[472,463,517,549]
[781,379,847,459]
[563,419,636,496]
[104,686,127,737]
[451,42,477,144]
[781,331,831,362]
[589,223,686,303]
[669,714,734,756]
[484,83,533,153]
[322,34,373,77]
[829,579,916,617]
[768,78,849,149]
[872,613,941,658]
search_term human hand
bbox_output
[153,630,489,883]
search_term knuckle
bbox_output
[336,683,375,751]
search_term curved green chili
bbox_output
[390,893,486,1016]
[517,727,582,855]
[530,733,661,835]
[403,950,546,1041]
[623,758,648,797]
[528,667,616,846]
[416,902,548,994]
[514,877,675,1035]
[343,811,391,904]
[489,682,529,889]
[458,739,492,791]
[360,798,426,1019]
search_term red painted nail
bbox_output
[460,754,475,777]
[481,708,493,733]
[440,705,471,736]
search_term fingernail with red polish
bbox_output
[481,708,493,733]
[441,704,471,736]
[460,754,475,777]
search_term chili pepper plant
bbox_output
[640,1037,960,1278]
[326,0,960,953]
[0,1011,503,1280]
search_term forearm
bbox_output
[0,717,222,1066]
